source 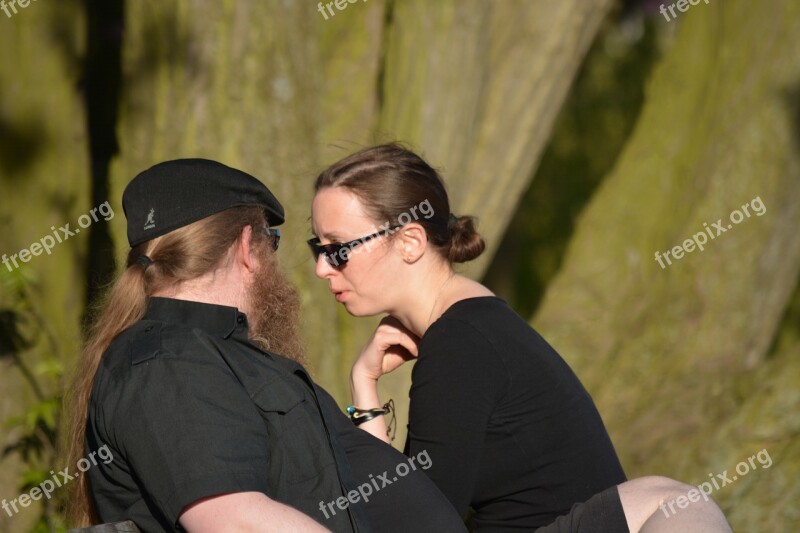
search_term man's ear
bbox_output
[396,223,428,263]
[237,225,258,273]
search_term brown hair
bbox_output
[314,143,485,263]
[62,206,270,527]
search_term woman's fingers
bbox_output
[375,316,420,355]
[355,316,421,379]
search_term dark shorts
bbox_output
[535,485,629,533]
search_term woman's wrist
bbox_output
[349,367,393,441]
[351,358,381,382]
[350,371,380,407]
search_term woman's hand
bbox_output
[349,317,418,443]
[352,316,421,382]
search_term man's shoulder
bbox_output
[89,318,255,423]
[99,319,225,379]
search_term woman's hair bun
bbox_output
[447,215,485,263]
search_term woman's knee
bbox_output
[620,475,695,501]
[619,475,733,533]
[618,476,702,531]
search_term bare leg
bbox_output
[618,476,732,533]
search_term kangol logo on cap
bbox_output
[144,208,156,230]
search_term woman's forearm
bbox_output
[350,371,391,443]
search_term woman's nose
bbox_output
[314,254,335,279]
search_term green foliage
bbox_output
[0,3,88,529]
[0,268,65,532]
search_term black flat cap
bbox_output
[123,158,284,247]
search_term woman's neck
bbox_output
[393,272,494,337]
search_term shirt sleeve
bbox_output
[96,347,272,526]
[405,317,509,516]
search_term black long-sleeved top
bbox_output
[405,297,626,531]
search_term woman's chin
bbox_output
[341,303,367,317]
[340,299,380,318]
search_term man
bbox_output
[67,159,465,532]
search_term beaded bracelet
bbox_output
[346,399,396,440]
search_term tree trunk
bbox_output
[111,0,612,444]
[533,1,800,529]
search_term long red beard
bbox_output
[246,250,308,367]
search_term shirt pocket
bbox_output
[251,374,336,486]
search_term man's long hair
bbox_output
[62,206,305,526]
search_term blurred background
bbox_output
[1,0,798,531]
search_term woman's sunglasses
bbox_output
[307,226,400,267]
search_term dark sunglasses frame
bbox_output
[307,226,401,267]
[261,227,281,251]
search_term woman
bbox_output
[309,143,731,532]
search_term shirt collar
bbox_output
[143,297,250,340]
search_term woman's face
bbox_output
[310,187,403,316]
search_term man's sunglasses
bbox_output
[307,226,400,267]
[261,227,281,251]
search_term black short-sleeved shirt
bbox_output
[86,297,366,532]
[405,297,627,531]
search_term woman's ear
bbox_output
[396,223,428,263]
